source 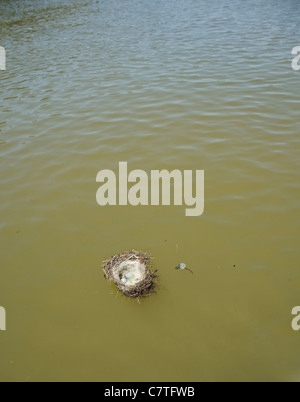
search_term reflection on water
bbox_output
[0,0,300,382]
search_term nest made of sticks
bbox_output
[103,250,159,298]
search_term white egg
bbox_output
[125,273,133,279]
[121,278,127,284]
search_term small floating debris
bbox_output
[175,263,193,274]
[103,250,159,298]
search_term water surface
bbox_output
[0,0,300,382]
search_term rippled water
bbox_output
[0,0,300,382]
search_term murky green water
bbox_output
[0,0,300,382]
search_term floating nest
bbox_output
[103,250,158,298]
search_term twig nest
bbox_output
[103,250,158,298]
